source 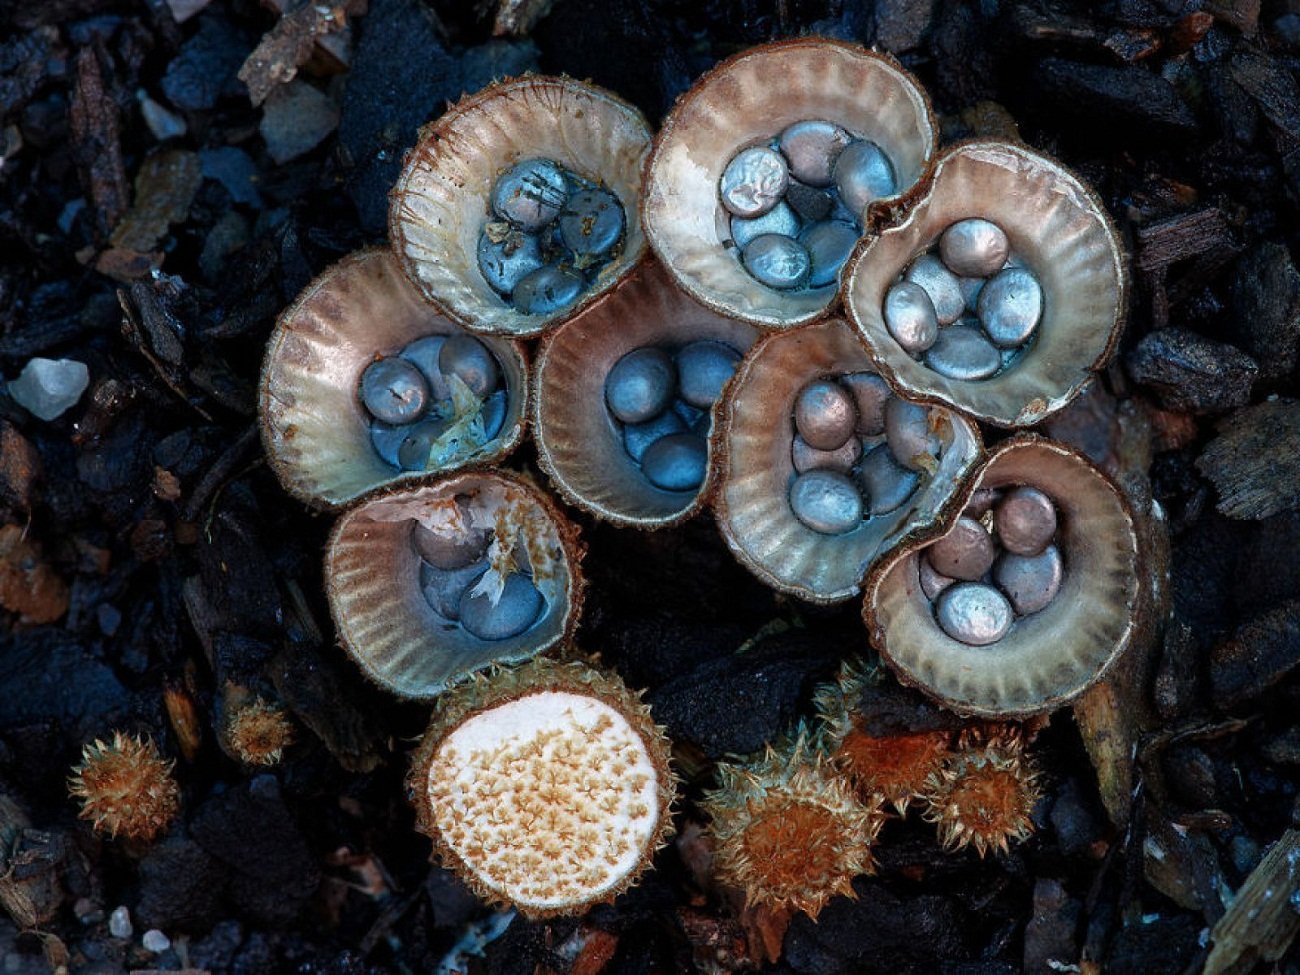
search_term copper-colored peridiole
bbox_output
[843,141,1127,428]
[865,436,1140,717]
[389,76,652,339]
[643,38,938,329]
[325,470,585,700]
[259,247,529,509]
[534,259,758,529]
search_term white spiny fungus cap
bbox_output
[410,659,675,918]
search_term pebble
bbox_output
[260,80,340,165]
[939,218,1010,277]
[855,444,920,515]
[924,324,1002,381]
[142,930,171,954]
[789,469,863,535]
[884,281,939,354]
[623,409,686,463]
[994,544,1064,615]
[785,180,835,223]
[778,119,853,187]
[731,201,800,249]
[926,516,996,581]
[360,357,429,425]
[477,229,546,297]
[397,415,453,470]
[606,347,677,424]
[7,357,90,421]
[459,572,545,640]
[491,158,568,231]
[918,555,955,600]
[794,380,857,451]
[978,267,1043,348]
[840,372,891,435]
[676,341,741,409]
[792,433,862,474]
[905,255,965,324]
[995,486,1058,556]
[420,559,489,620]
[833,139,897,217]
[399,335,452,401]
[109,906,132,939]
[800,220,859,288]
[512,265,584,315]
[641,433,708,491]
[369,420,406,468]
[720,146,790,218]
[1125,328,1258,415]
[558,186,625,258]
[438,334,499,398]
[884,397,938,471]
[742,234,811,290]
[412,519,490,570]
[935,582,1014,646]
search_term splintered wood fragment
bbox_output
[1204,829,1300,975]
[1196,398,1300,520]
[70,45,129,235]
[1134,207,1234,271]
[493,0,556,36]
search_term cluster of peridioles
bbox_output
[71,38,1143,935]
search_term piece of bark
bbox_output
[69,45,128,237]
[1196,398,1300,519]
[1204,829,1300,975]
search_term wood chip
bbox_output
[1196,398,1300,519]
[69,45,128,236]
[1204,829,1300,975]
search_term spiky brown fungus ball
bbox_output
[225,698,295,767]
[408,658,675,918]
[921,726,1041,857]
[68,732,180,842]
[703,728,884,920]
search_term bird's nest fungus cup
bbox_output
[259,247,529,508]
[408,658,675,918]
[534,260,758,529]
[643,38,937,329]
[389,76,652,339]
[325,470,585,700]
[716,316,982,604]
[843,141,1127,427]
[865,436,1140,717]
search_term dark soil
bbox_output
[1,0,1299,973]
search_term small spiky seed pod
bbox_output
[703,727,884,920]
[226,699,295,767]
[813,659,952,814]
[921,727,1040,857]
[68,733,180,842]
[408,657,676,919]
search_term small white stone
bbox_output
[108,905,132,939]
[8,357,90,421]
[142,929,171,953]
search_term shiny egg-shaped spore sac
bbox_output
[778,120,853,188]
[789,469,863,535]
[935,582,1013,646]
[742,234,811,290]
[721,146,790,218]
[732,202,801,250]
[794,380,857,451]
[605,340,744,494]
[924,324,1001,381]
[939,218,1009,277]
[977,268,1043,349]
[361,334,509,473]
[884,281,939,355]
[479,158,627,315]
[459,573,546,641]
[832,140,897,218]
[801,220,859,289]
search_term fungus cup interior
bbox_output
[865,437,1140,717]
[716,317,982,604]
[326,473,583,699]
[259,248,528,509]
[643,38,936,329]
[534,260,758,528]
[843,141,1126,427]
[390,77,651,339]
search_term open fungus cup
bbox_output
[259,248,529,509]
[865,436,1140,718]
[715,317,982,604]
[325,471,585,700]
[390,76,652,339]
[642,38,937,329]
[843,141,1127,427]
[533,260,758,529]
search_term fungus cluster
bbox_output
[68,733,179,843]
[244,35,1139,932]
